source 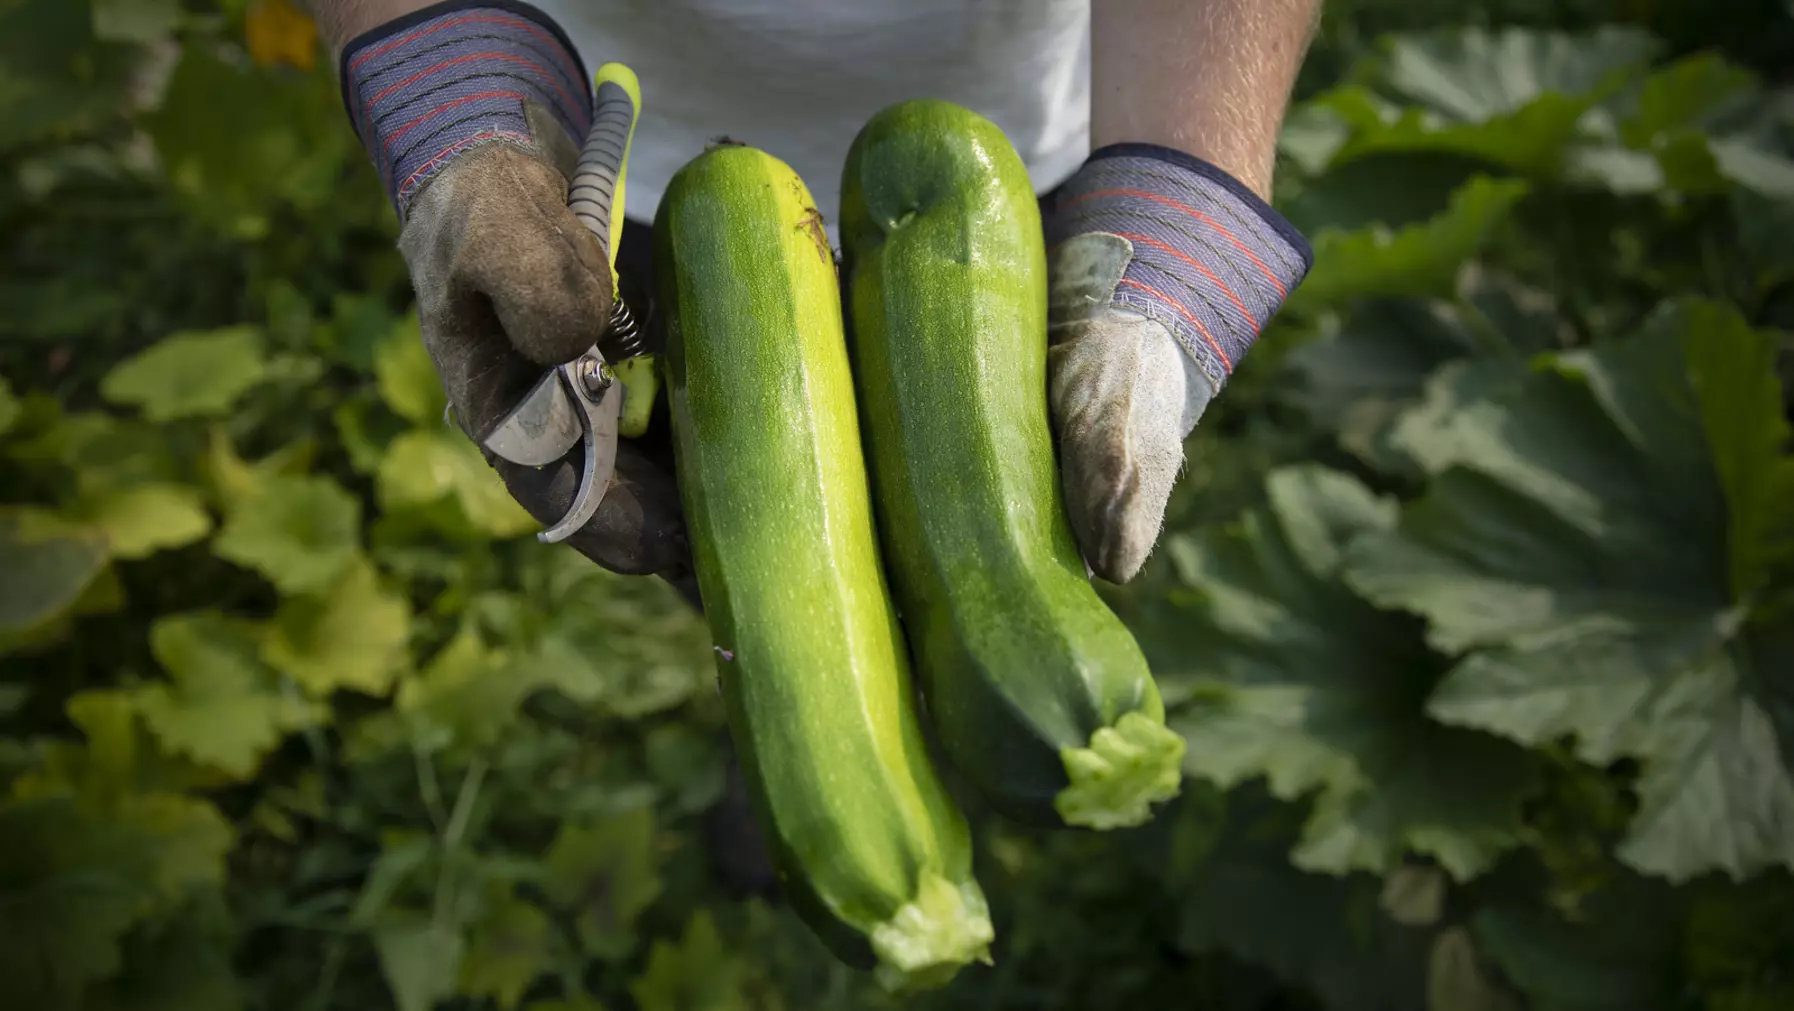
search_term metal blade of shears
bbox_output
[479,62,642,544]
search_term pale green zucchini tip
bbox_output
[1053,712,1187,830]
[868,872,995,993]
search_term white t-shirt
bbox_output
[532,0,1092,231]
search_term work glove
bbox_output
[340,1,689,583]
[1042,143,1313,583]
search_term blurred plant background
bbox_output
[3,1,1793,1009]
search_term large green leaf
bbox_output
[1176,786,1433,1011]
[135,611,320,779]
[1345,299,1794,880]
[100,326,268,422]
[73,482,214,560]
[1318,87,1596,179]
[0,0,138,152]
[1168,465,1539,880]
[260,556,411,697]
[81,895,243,1011]
[0,797,168,1007]
[375,918,464,1011]
[391,623,606,755]
[628,910,747,1011]
[507,549,711,720]
[377,429,539,539]
[0,508,107,633]
[9,408,181,497]
[1583,52,1794,199]
[1469,874,1685,1011]
[1374,27,1659,124]
[111,792,235,903]
[11,691,225,804]
[374,314,447,426]
[1304,27,1659,177]
[1292,175,1530,311]
[1282,269,1566,470]
[0,787,232,1010]
[542,805,663,960]
[142,42,365,235]
[201,426,317,512]
[459,894,556,1010]
[1614,52,1758,146]
[211,473,361,594]
[1681,300,1794,601]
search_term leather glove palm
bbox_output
[341,2,687,580]
[1043,144,1312,583]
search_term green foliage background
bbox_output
[4,1,1794,1009]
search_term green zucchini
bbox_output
[840,100,1185,830]
[655,142,992,990]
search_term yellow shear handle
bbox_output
[572,62,659,437]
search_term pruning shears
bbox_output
[475,63,656,544]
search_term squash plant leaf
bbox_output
[75,482,214,560]
[373,313,447,426]
[627,910,747,1011]
[261,556,412,698]
[0,797,169,1007]
[1177,786,1432,1011]
[459,893,557,1011]
[1346,298,1794,880]
[396,625,595,754]
[375,918,465,1011]
[512,550,712,720]
[212,473,361,594]
[0,507,108,633]
[0,790,232,1010]
[0,0,138,153]
[1282,268,1564,472]
[101,326,268,422]
[1168,465,1540,880]
[377,428,539,540]
[80,895,243,1011]
[1291,175,1530,312]
[16,690,226,804]
[143,43,363,235]
[1307,27,1658,177]
[1468,873,1685,1011]
[136,611,321,779]
[1375,27,1659,125]
[543,805,663,961]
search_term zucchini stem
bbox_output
[868,872,995,993]
[1055,712,1186,830]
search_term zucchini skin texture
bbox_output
[655,143,990,989]
[840,100,1181,828]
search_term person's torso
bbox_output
[531,0,1092,231]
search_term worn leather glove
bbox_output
[1043,143,1313,583]
[341,1,688,583]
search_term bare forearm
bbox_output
[300,0,437,51]
[1092,0,1320,199]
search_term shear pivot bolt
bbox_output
[577,358,614,398]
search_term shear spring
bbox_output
[607,297,645,359]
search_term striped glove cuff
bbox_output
[1045,143,1313,395]
[340,0,593,220]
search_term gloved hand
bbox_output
[1042,143,1313,583]
[340,1,688,583]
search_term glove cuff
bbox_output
[339,0,593,219]
[1045,142,1313,395]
